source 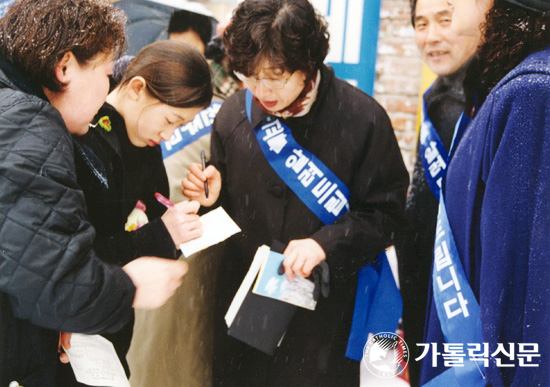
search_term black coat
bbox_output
[74,103,177,265]
[55,104,177,385]
[211,65,409,386]
[0,62,135,386]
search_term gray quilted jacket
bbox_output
[0,60,135,385]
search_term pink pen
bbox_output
[155,192,174,208]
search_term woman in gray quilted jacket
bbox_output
[0,1,188,385]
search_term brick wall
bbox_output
[374,0,421,175]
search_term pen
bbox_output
[155,192,174,208]
[201,149,209,199]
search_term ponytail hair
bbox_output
[119,40,213,109]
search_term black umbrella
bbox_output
[113,0,217,56]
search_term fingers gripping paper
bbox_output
[64,334,130,387]
[179,207,241,257]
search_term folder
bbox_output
[225,245,297,355]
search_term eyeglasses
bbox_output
[234,71,291,90]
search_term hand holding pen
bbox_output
[181,159,222,207]
[155,192,203,245]
[201,149,209,199]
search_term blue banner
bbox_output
[312,0,382,95]
[161,101,222,159]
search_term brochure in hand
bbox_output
[224,245,316,355]
[252,249,317,310]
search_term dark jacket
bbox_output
[55,104,177,385]
[0,62,135,386]
[74,103,177,265]
[211,65,409,386]
[422,46,550,386]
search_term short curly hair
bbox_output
[223,0,329,80]
[0,0,126,92]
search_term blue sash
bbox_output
[423,109,484,386]
[161,101,222,159]
[245,90,401,360]
[248,98,350,224]
[249,90,403,361]
[419,88,449,200]
[423,195,486,386]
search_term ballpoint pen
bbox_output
[155,192,175,208]
[201,149,209,198]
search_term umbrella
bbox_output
[0,0,14,18]
[113,0,217,56]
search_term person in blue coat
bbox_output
[421,0,550,386]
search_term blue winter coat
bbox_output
[421,46,550,386]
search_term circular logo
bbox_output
[363,332,410,378]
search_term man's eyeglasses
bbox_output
[234,71,290,90]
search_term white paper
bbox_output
[179,207,241,257]
[63,334,130,387]
[225,245,270,327]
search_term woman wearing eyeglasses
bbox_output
[183,0,409,385]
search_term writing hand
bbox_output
[182,163,221,207]
[161,200,203,245]
[281,238,326,281]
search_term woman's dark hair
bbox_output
[468,0,550,105]
[223,0,329,80]
[118,40,213,109]
[0,0,126,92]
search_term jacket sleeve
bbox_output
[0,104,135,334]
[310,102,409,279]
[92,218,179,266]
